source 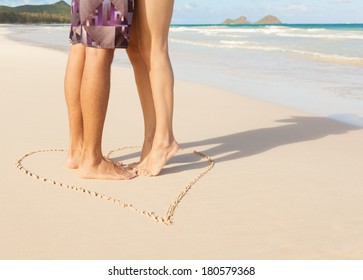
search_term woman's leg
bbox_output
[64,44,86,169]
[136,0,179,176]
[126,8,156,166]
[78,47,134,180]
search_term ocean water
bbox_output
[3,23,363,127]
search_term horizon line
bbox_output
[171,23,363,25]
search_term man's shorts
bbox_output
[69,0,134,49]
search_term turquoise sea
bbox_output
[3,23,363,127]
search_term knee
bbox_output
[86,47,115,65]
[138,41,169,70]
[126,40,155,70]
[70,44,86,56]
[126,42,143,65]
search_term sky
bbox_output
[1,0,363,24]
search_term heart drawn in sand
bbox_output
[15,146,214,225]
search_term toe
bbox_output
[142,169,152,177]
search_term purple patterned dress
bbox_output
[69,0,134,49]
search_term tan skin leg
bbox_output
[126,10,156,167]
[65,46,135,180]
[64,44,85,169]
[128,0,179,176]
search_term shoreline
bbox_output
[2,24,363,128]
[1,30,363,259]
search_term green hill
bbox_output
[0,1,71,23]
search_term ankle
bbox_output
[69,140,83,151]
[152,138,178,149]
[80,149,103,167]
[144,129,155,142]
[143,136,154,147]
[68,147,82,155]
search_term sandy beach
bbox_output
[1,27,363,260]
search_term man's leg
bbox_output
[64,44,86,169]
[78,47,134,180]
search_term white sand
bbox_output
[1,28,363,259]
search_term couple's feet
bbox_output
[131,140,180,176]
[67,149,135,180]
[66,140,180,179]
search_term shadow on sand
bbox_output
[112,116,361,175]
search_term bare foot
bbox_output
[127,161,142,170]
[138,141,180,176]
[78,158,136,180]
[127,140,153,169]
[66,149,82,169]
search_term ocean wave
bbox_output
[220,40,363,64]
[170,27,198,32]
[223,34,249,38]
[171,38,363,65]
[170,26,363,40]
[43,26,69,30]
[220,40,257,46]
[288,49,363,65]
[170,39,226,48]
[277,33,363,40]
[170,26,287,34]
[228,42,363,65]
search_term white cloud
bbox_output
[184,3,198,10]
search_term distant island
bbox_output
[0,0,70,24]
[222,15,282,25]
[1,2,283,25]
